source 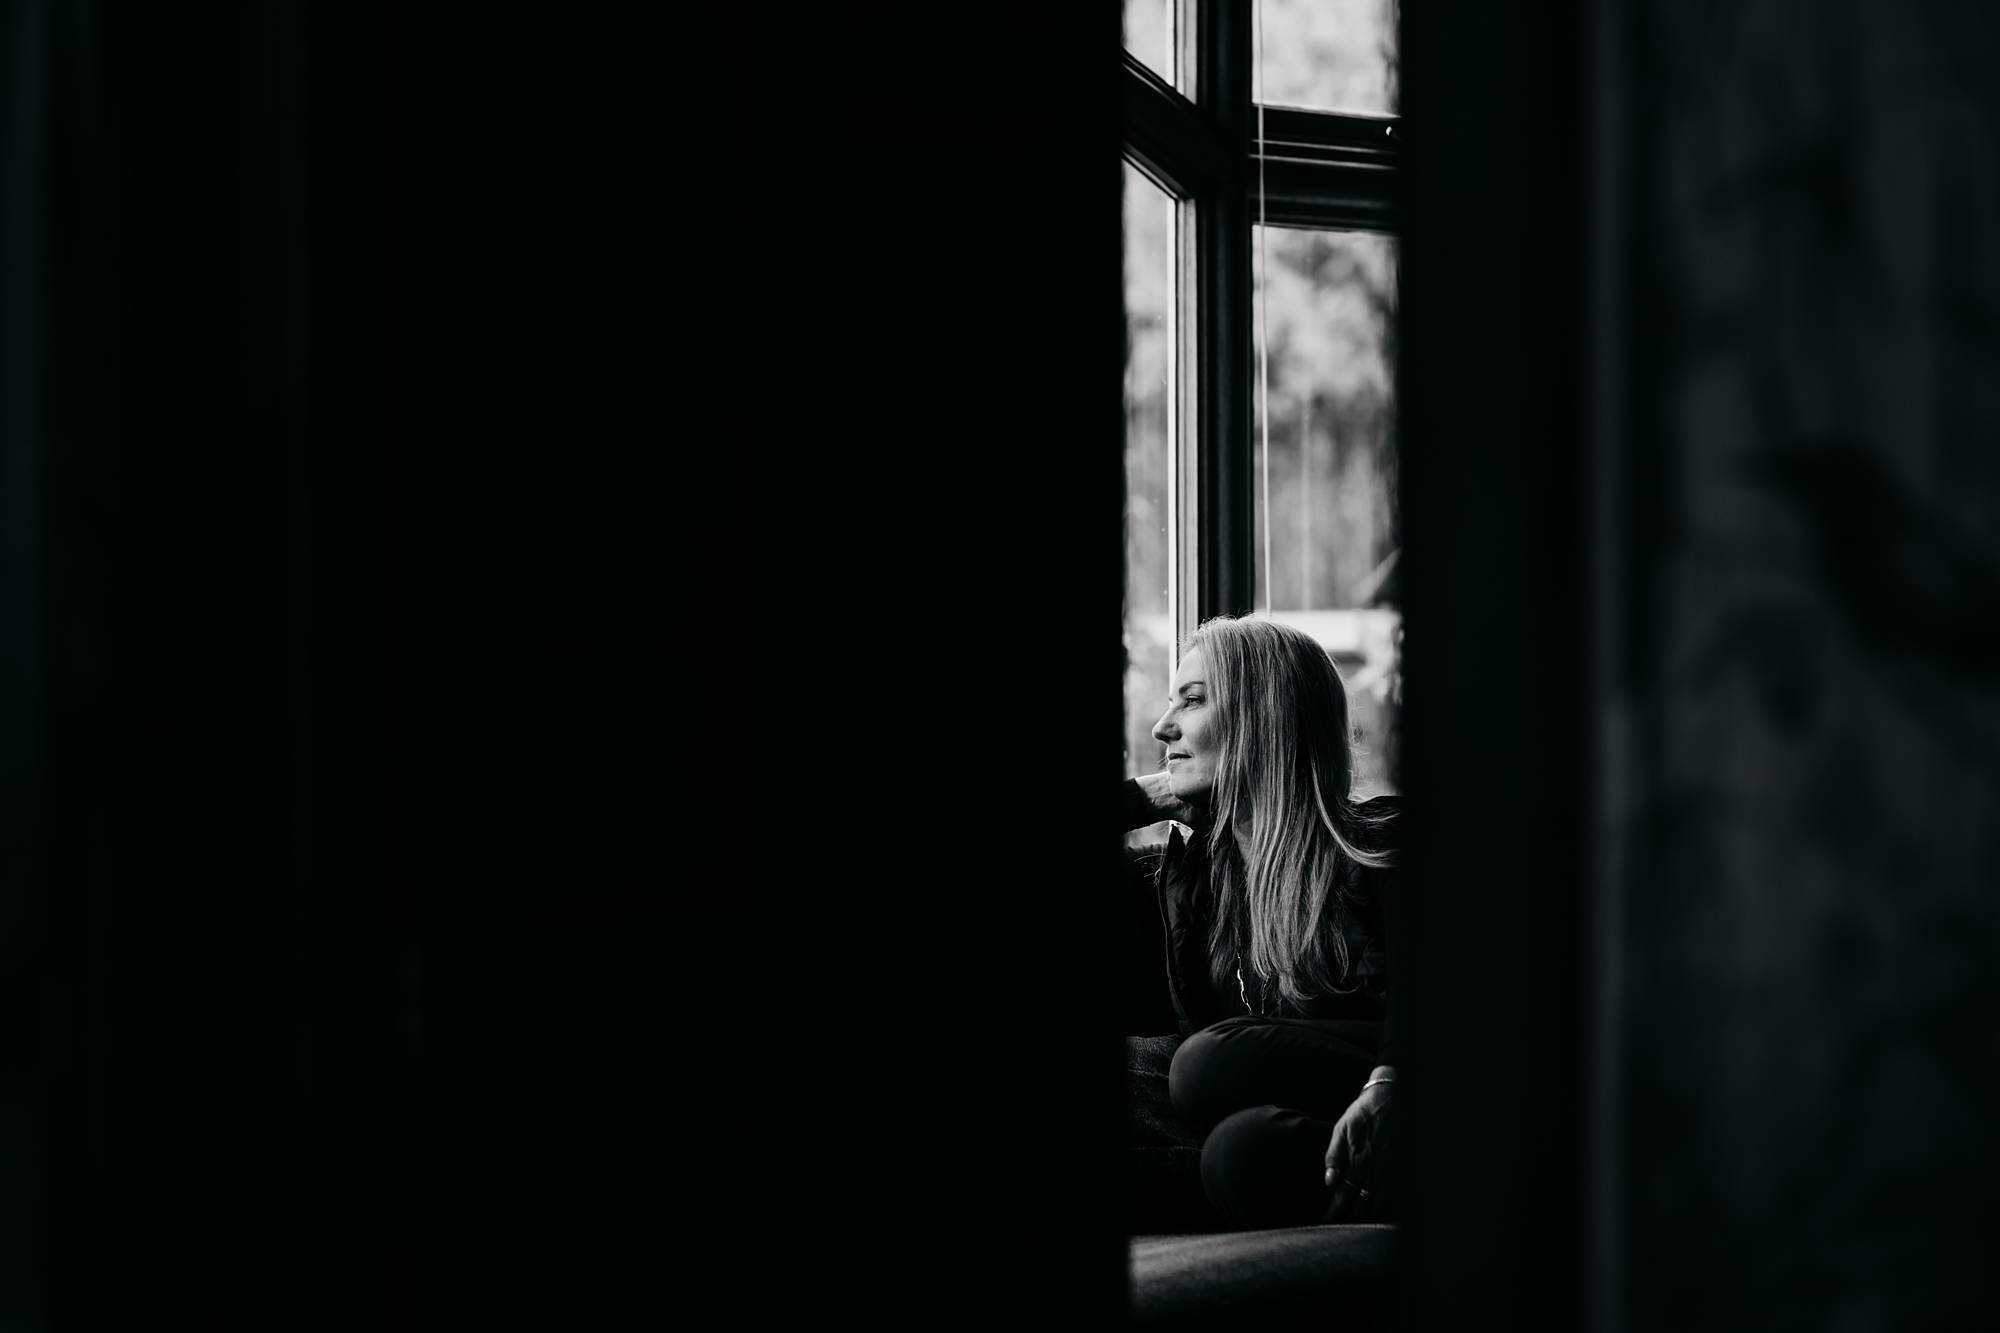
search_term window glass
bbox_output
[1252,225,1399,796]
[1125,163,1174,780]
[1124,0,1173,86]
[1256,0,1398,116]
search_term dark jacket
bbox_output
[1122,780,1404,1062]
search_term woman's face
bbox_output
[1153,647,1216,804]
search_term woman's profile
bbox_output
[1125,614,1401,1232]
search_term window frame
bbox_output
[1123,0,1401,646]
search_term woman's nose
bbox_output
[1152,709,1176,745]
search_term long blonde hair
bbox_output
[1187,615,1396,1011]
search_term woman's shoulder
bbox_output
[1125,818,1197,862]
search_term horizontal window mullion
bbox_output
[1249,158,1400,233]
[1250,103,1400,231]
[1255,105,1400,159]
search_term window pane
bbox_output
[1125,163,1174,780]
[1124,0,1173,86]
[1253,226,1399,796]
[1256,0,1398,116]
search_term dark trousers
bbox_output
[1129,1016,1381,1232]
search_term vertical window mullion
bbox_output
[1195,0,1254,621]
[1170,195,1200,650]
[1169,0,1198,648]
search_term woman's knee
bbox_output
[1167,1016,1263,1125]
[1200,1105,1335,1230]
[1166,1027,1225,1124]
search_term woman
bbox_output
[1124,615,1401,1231]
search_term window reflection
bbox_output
[1253,226,1399,796]
[1257,0,1398,117]
[1125,162,1174,779]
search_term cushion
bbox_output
[1130,1224,1395,1330]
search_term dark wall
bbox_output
[0,1,1126,1327]
[1397,0,1592,1329]
[1399,1,2000,1329]
[1619,3,2000,1326]
[744,6,1128,1325]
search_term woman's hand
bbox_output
[1322,1068,1394,1222]
[1133,769,1201,829]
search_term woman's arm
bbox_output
[1322,806,1403,1218]
[1123,771,1200,831]
[1321,1066,1395,1221]
[1325,1066,1394,1191]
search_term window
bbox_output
[1255,0,1397,116]
[1124,162,1177,779]
[1121,0,1401,789]
[1253,224,1400,796]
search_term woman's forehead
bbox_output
[1171,647,1207,690]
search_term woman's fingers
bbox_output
[1318,1179,1362,1224]
[1324,1118,1351,1188]
[1328,1095,1390,1184]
